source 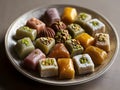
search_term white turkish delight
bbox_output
[39,58,58,77]
[86,18,105,36]
[73,54,94,75]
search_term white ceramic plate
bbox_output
[5,4,119,86]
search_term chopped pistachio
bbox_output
[98,34,106,42]
[40,37,53,45]
[21,39,29,46]
[80,57,90,64]
[21,26,32,32]
[69,24,80,31]
[41,58,55,66]
[80,13,87,20]
[91,21,99,26]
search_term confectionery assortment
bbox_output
[14,7,111,79]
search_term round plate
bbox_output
[5,4,119,86]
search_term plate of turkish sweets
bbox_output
[5,5,119,86]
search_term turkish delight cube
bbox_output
[62,7,77,23]
[67,23,85,38]
[15,26,37,41]
[75,33,94,48]
[44,8,60,26]
[24,49,46,70]
[26,17,46,34]
[39,58,58,77]
[84,46,107,65]
[65,39,84,57]
[75,12,92,28]
[15,37,35,59]
[35,37,55,55]
[95,33,110,52]
[57,58,75,79]
[85,18,105,36]
[73,54,94,75]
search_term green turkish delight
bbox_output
[15,26,37,41]
[35,37,55,55]
[15,37,35,59]
[67,23,84,38]
[65,39,84,57]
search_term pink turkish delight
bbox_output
[24,49,46,70]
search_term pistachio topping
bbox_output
[98,34,106,42]
[21,26,32,32]
[41,58,55,66]
[21,38,29,46]
[77,13,87,20]
[69,39,83,49]
[80,56,90,64]
[40,37,53,45]
[69,24,80,31]
[91,21,99,26]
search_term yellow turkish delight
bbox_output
[62,7,77,23]
[75,33,94,48]
[57,58,75,79]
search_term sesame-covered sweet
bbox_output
[48,43,70,58]
[44,8,60,26]
[35,37,55,55]
[75,33,94,48]
[57,58,75,79]
[73,54,94,75]
[39,27,55,38]
[75,12,92,28]
[85,18,105,36]
[55,29,71,43]
[15,37,35,59]
[39,58,58,77]
[62,7,77,23]
[84,46,107,65]
[95,33,110,52]
[65,39,84,57]
[24,49,46,70]
[15,26,37,41]
[26,17,46,34]
[51,21,66,32]
[67,23,85,38]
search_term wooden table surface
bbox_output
[0,0,120,90]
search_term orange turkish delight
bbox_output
[84,46,107,65]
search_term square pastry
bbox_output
[67,23,85,38]
[35,37,55,55]
[75,12,92,28]
[65,39,84,57]
[15,37,35,59]
[73,54,94,75]
[57,58,75,79]
[15,26,37,41]
[26,17,46,34]
[85,46,107,65]
[39,58,58,77]
[24,49,46,70]
[75,33,94,48]
[85,18,105,36]
[95,33,110,52]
